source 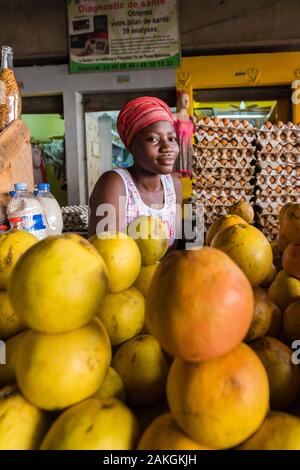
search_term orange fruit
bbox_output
[282,244,300,281]
[269,270,300,311]
[167,343,269,449]
[244,287,272,342]
[281,204,300,244]
[138,413,212,450]
[146,247,253,362]
[250,336,300,410]
[283,302,300,343]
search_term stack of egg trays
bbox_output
[255,122,300,240]
[192,118,257,237]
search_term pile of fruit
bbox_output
[0,204,300,450]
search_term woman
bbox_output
[88,96,182,247]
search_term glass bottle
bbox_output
[0,45,21,131]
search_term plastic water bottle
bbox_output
[36,183,63,235]
[6,183,47,240]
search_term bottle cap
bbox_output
[38,183,50,191]
[9,191,16,197]
[0,225,8,231]
[14,183,27,191]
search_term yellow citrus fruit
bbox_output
[0,229,37,289]
[16,319,111,411]
[9,234,108,333]
[90,231,141,292]
[97,287,145,345]
[40,398,139,450]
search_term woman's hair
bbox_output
[117,96,174,149]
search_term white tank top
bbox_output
[113,168,177,247]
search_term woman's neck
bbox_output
[129,166,162,193]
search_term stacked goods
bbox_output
[2,207,300,450]
[255,121,300,240]
[0,216,169,450]
[192,117,256,233]
[61,205,88,232]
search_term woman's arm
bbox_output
[88,171,126,238]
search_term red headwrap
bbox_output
[117,96,174,149]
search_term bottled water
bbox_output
[7,183,47,240]
[36,183,63,235]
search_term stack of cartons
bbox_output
[256,121,300,239]
[192,117,256,232]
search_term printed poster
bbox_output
[67,0,180,72]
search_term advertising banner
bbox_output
[67,0,180,73]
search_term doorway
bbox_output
[21,94,68,206]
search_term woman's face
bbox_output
[130,121,179,175]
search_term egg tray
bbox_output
[257,142,300,153]
[256,161,299,176]
[193,156,255,171]
[195,132,255,146]
[193,147,255,159]
[255,194,299,207]
[194,139,255,150]
[259,121,299,132]
[257,152,300,162]
[193,177,253,190]
[254,186,299,197]
[256,215,279,239]
[193,191,253,207]
[196,117,255,130]
[193,167,255,179]
[256,174,298,187]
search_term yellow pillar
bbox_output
[292,82,300,124]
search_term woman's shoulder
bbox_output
[89,170,126,207]
[95,170,126,189]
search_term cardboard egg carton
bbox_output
[256,214,279,240]
[193,191,253,207]
[193,149,256,170]
[260,121,298,132]
[193,166,255,179]
[256,161,299,176]
[194,136,254,149]
[256,174,298,188]
[256,194,298,207]
[193,147,255,159]
[255,185,299,197]
[257,141,300,153]
[196,117,255,130]
[193,176,253,190]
